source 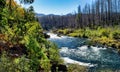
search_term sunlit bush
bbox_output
[0,52,32,72]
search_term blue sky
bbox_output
[16,0,95,15]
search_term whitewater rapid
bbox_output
[47,32,120,69]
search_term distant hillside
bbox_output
[36,13,62,17]
[35,13,45,17]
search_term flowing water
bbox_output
[47,33,120,70]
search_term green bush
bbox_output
[0,52,32,72]
[0,1,61,71]
[57,29,73,35]
[112,32,120,39]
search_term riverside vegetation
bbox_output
[56,26,120,53]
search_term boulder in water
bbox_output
[43,33,50,38]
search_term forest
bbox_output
[39,0,120,29]
[38,0,120,52]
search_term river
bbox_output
[47,32,120,70]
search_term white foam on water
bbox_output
[91,46,107,51]
[61,57,96,67]
[47,33,61,39]
[77,45,107,52]
[78,45,88,51]
[47,33,67,39]
[60,47,69,53]
[60,46,97,67]
[60,45,104,62]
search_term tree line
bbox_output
[38,0,120,30]
[38,14,76,30]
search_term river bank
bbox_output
[52,27,120,53]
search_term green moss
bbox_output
[67,64,88,72]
